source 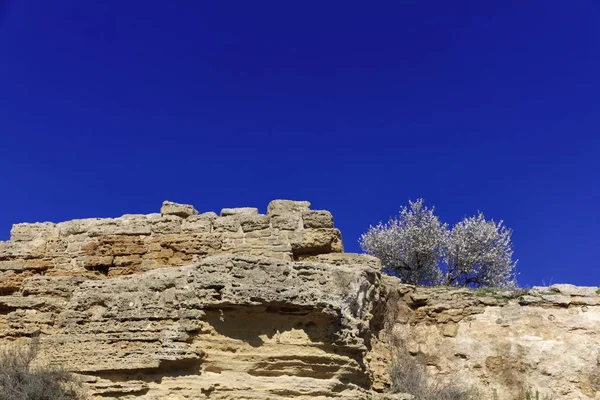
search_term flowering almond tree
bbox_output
[360,199,518,288]
[443,212,517,288]
[359,199,447,285]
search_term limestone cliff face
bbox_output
[1,200,599,399]
[0,200,342,293]
[0,200,385,399]
[372,278,600,400]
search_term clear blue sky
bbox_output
[1,1,599,287]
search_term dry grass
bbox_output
[0,338,86,400]
[389,352,478,400]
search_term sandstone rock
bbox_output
[151,215,183,234]
[86,218,122,237]
[1,254,381,399]
[160,200,198,218]
[409,292,429,306]
[220,207,259,216]
[213,216,242,233]
[570,296,600,306]
[57,218,98,236]
[3,199,598,400]
[112,215,152,235]
[90,380,149,396]
[441,322,459,337]
[476,296,502,306]
[0,238,47,260]
[289,228,343,256]
[200,211,218,219]
[519,295,542,305]
[10,222,59,242]
[530,286,553,295]
[1,200,350,291]
[303,210,334,228]
[313,253,381,270]
[267,200,311,216]
[372,393,415,400]
[375,281,600,400]
[541,293,571,306]
[550,283,599,297]
[271,214,302,230]
[181,214,213,234]
[0,259,26,271]
[239,215,271,232]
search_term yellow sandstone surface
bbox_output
[1,200,598,399]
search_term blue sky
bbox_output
[1,1,599,287]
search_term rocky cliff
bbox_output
[371,279,600,399]
[1,200,599,399]
[0,200,388,399]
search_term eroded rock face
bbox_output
[2,254,382,399]
[0,200,343,293]
[0,200,378,399]
[372,277,600,400]
[2,200,600,400]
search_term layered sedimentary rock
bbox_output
[0,200,342,293]
[372,278,600,399]
[0,200,383,399]
[1,199,599,399]
[3,254,384,399]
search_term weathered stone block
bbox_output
[550,284,599,297]
[151,215,183,234]
[113,255,143,268]
[160,200,198,218]
[313,253,381,270]
[289,228,343,256]
[113,215,152,235]
[269,244,293,253]
[45,238,68,256]
[570,296,600,306]
[220,207,259,217]
[541,294,571,306]
[213,216,241,233]
[83,236,147,257]
[0,239,47,260]
[239,215,271,232]
[87,219,120,237]
[519,295,542,305]
[302,210,334,228]
[144,247,174,260]
[271,215,301,230]
[21,276,87,297]
[10,222,59,242]
[57,219,87,236]
[0,259,25,271]
[157,234,222,255]
[530,286,552,295]
[267,200,311,216]
[200,211,218,219]
[441,322,459,337]
[181,215,213,234]
[245,232,272,241]
[83,255,114,268]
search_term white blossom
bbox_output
[359,199,447,286]
[443,212,518,288]
[360,199,518,288]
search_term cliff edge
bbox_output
[1,200,599,399]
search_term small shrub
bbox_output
[0,338,85,400]
[388,352,478,400]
